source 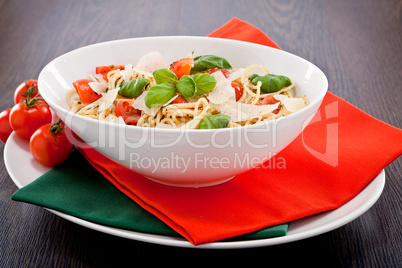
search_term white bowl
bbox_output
[38,36,328,187]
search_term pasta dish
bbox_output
[67,52,309,129]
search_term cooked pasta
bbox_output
[67,52,309,129]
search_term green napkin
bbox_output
[12,150,288,241]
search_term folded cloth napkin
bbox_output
[12,17,402,246]
[12,149,288,240]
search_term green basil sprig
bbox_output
[145,68,217,108]
[198,113,231,129]
[118,78,149,98]
[192,73,217,96]
[145,83,176,108]
[174,75,196,100]
[191,55,232,72]
[153,68,178,84]
[249,74,291,93]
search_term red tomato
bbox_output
[9,101,52,140]
[169,58,194,79]
[30,120,73,167]
[172,94,188,104]
[231,82,243,101]
[0,109,13,143]
[256,95,281,114]
[14,80,39,104]
[206,68,231,78]
[114,99,142,125]
[96,65,125,81]
[73,79,102,104]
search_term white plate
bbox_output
[4,132,385,249]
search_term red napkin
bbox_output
[78,18,402,245]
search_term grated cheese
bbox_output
[136,51,169,73]
[120,64,134,82]
[212,99,279,122]
[98,88,119,112]
[227,68,245,82]
[273,94,307,113]
[207,71,236,104]
[104,114,125,124]
[132,91,161,116]
[88,74,108,94]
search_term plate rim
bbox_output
[3,132,385,249]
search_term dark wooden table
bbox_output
[1,0,401,267]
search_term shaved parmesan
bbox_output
[120,64,134,82]
[136,51,169,73]
[212,100,279,122]
[273,94,306,113]
[227,68,245,82]
[88,74,108,94]
[210,102,247,122]
[207,71,236,104]
[104,114,125,125]
[98,88,119,112]
[132,91,161,116]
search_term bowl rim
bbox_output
[38,35,328,134]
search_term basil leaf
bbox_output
[249,74,291,93]
[175,75,196,100]
[192,73,217,96]
[153,68,178,84]
[249,74,258,81]
[118,78,149,98]
[191,55,232,72]
[198,114,231,129]
[145,83,176,108]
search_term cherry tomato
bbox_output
[73,79,102,104]
[231,82,243,101]
[169,58,194,79]
[172,94,188,104]
[9,101,52,140]
[30,120,73,167]
[14,80,39,104]
[0,108,13,143]
[256,95,281,114]
[206,68,231,78]
[96,65,125,81]
[114,99,142,125]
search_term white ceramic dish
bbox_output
[38,36,328,187]
[4,133,385,249]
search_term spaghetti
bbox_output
[67,53,309,129]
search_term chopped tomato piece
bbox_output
[96,65,125,81]
[169,58,194,79]
[256,95,281,114]
[206,68,231,78]
[73,79,101,104]
[114,99,142,125]
[172,94,188,104]
[231,82,243,101]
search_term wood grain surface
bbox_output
[0,0,400,267]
